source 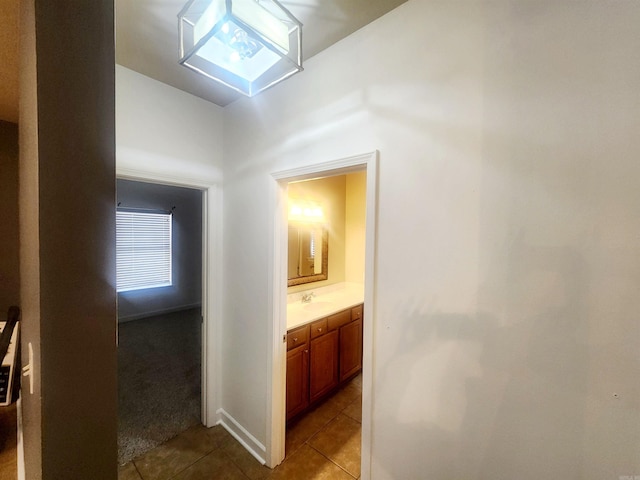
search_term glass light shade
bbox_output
[178,0,303,97]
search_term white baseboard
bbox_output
[117,303,201,323]
[17,396,24,480]
[216,408,266,465]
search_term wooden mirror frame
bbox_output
[287,228,329,287]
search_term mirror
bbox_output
[288,225,328,286]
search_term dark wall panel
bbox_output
[0,121,20,315]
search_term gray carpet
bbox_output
[117,308,201,465]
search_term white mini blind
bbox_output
[116,210,172,292]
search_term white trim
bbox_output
[203,183,224,427]
[17,396,25,480]
[115,168,222,429]
[360,153,378,480]
[271,152,374,181]
[267,151,378,475]
[217,408,267,465]
[117,167,218,189]
[265,176,288,467]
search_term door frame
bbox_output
[116,168,222,427]
[267,151,378,477]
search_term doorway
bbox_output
[114,174,224,466]
[286,171,366,478]
[268,152,378,478]
[116,179,204,464]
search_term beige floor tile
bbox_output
[341,395,362,423]
[308,414,361,478]
[133,425,226,480]
[171,449,249,480]
[118,462,142,480]
[270,444,354,480]
[348,374,362,389]
[181,424,235,451]
[318,382,360,414]
[131,373,363,480]
[286,372,363,460]
[312,393,351,422]
[285,402,340,457]
[222,440,272,480]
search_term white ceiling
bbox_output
[116,0,408,107]
[0,0,408,122]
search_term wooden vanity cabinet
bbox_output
[286,303,364,421]
[286,325,309,421]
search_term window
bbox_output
[116,209,172,292]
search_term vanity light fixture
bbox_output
[289,201,325,223]
[178,0,303,97]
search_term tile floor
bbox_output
[119,375,362,480]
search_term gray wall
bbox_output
[117,179,202,321]
[0,121,19,315]
[19,1,117,478]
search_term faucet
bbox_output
[301,292,315,303]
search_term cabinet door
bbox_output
[286,343,309,421]
[309,330,339,404]
[339,318,362,382]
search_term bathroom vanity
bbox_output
[286,300,363,421]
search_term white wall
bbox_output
[116,65,223,185]
[222,0,640,478]
[115,65,225,430]
[345,171,366,284]
[20,2,117,477]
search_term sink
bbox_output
[303,301,334,311]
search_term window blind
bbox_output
[116,210,172,292]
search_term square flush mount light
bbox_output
[178,0,303,97]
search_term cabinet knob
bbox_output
[293,337,298,342]
[317,328,322,332]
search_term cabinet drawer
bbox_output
[351,304,363,321]
[310,318,328,339]
[327,309,351,331]
[287,325,309,351]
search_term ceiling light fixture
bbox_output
[178,0,303,97]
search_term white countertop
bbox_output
[287,283,364,330]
